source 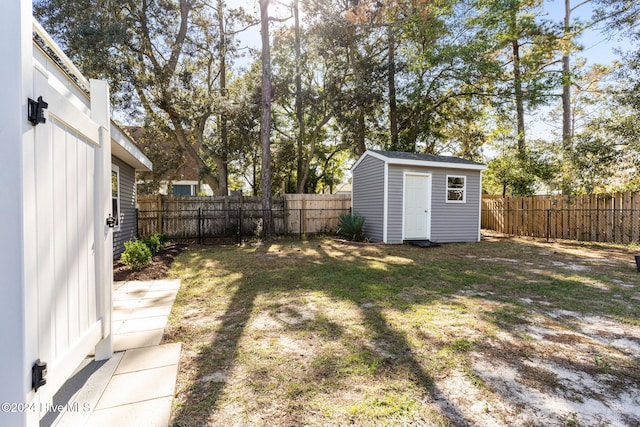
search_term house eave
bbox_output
[110,123,153,171]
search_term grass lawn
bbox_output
[163,235,640,427]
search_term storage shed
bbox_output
[352,150,486,244]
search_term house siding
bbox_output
[387,165,482,243]
[352,155,385,242]
[112,156,137,257]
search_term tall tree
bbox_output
[387,25,399,151]
[587,0,640,191]
[392,2,495,155]
[218,0,229,196]
[270,0,374,193]
[259,0,273,235]
[227,61,263,195]
[592,0,640,32]
[558,0,593,194]
[271,23,347,193]
[293,0,306,193]
[34,0,247,196]
[473,0,561,154]
[561,0,572,153]
[345,0,405,151]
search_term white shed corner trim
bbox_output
[383,162,389,243]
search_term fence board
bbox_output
[481,192,640,244]
[136,194,352,240]
[633,193,640,242]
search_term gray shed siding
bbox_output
[386,165,406,244]
[430,168,481,242]
[352,155,385,242]
[387,165,482,243]
[112,156,137,258]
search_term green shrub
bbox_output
[120,240,152,270]
[140,233,168,255]
[157,233,169,245]
[337,213,366,241]
[141,234,162,255]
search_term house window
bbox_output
[112,165,121,230]
[446,175,466,203]
[172,184,193,196]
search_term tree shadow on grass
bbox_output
[170,273,261,426]
[172,239,577,425]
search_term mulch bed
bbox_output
[113,242,187,282]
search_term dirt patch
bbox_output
[113,242,187,282]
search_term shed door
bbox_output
[404,173,431,240]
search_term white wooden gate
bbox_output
[28,49,107,417]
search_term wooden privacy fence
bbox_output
[482,192,640,244]
[137,194,352,242]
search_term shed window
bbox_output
[446,175,466,203]
[111,165,121,230]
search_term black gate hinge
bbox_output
[32,359,47,392]
[28,96,48,126]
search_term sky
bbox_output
[532,0,632,141]
[542,0,632,66]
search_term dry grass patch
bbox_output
[164,236,640,426]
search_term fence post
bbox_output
[546,209,551,241]
[507,200,510,236]
[238,207,242,245]
[302,199,307,235]
[284,204,289,236]
[157,194,163,235]
[198,207,202,245]
[299,209,303,240]
[224,197,230,235]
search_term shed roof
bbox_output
[352,150,486,171]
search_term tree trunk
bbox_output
[252,158,258,196]
[562,0,572,152]
[561,0,573,195]
[294,0,306,194]
[170,119,220,193]
[213,157,227,195]
[259,0,273,236]
[356,108,366,155]
[218,0,229,196]
[512,39,526,154]
[388,26,399,151]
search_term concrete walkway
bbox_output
[44,279,182,427]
